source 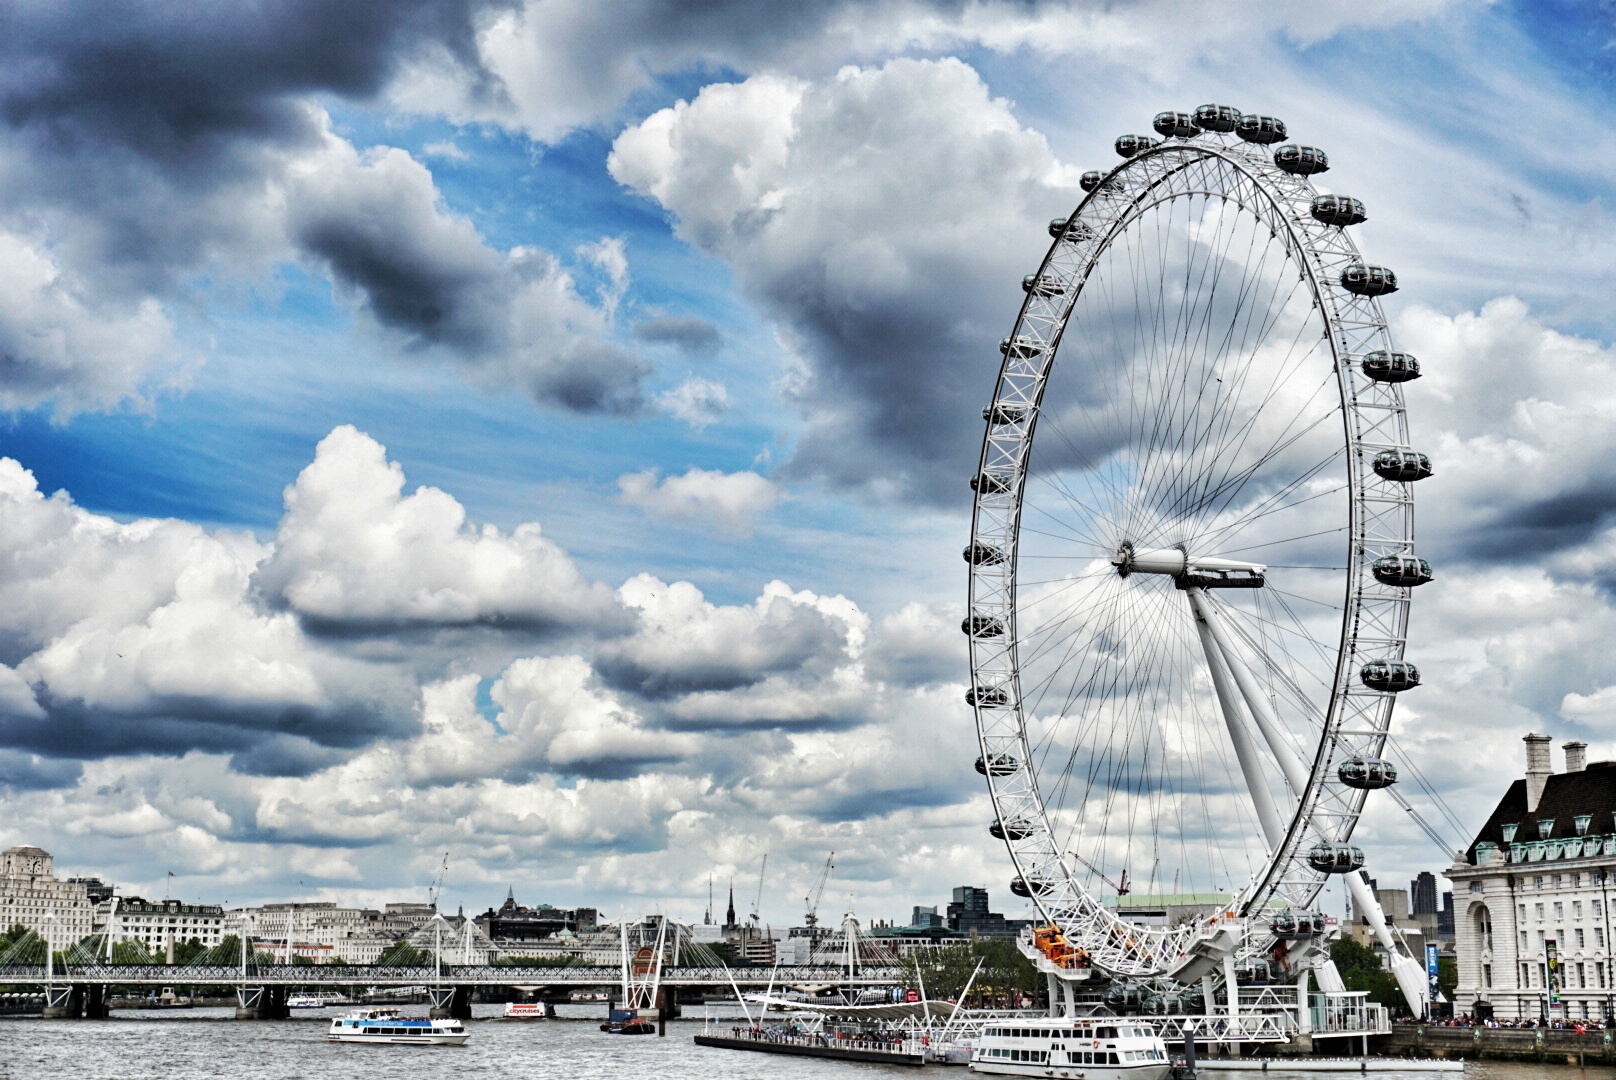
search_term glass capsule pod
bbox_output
[1179,987,1206,1013]
[1341,264,1399,297]
[1193,103,1242,132]
[1235,956,1280,983]
[1311,194,1367,227]
[1372,450,1433,483]
[1048,216,1097,241]
[977,753,1020,777]
[983,403,1028,424]
[1080,170,1120,194]
[990,817,1035,841]
[1361,350,1421,382]
[964,542,1007,566]
[966,684,1009,707]
[1115,133,1161,158]
[962,613,1005,638]
[1306,842,1366,874]
[1274,144,1329,175]
[1010,876,1054,898]
[1236,114,1288,144]
[1338,756,1398,789]
[1153,110,1199,138]
[1000,337,1043,359]
[971,471,1013,494]
[1022,274,1066,297]
[1360,659,1420,692]
[1103,984,1146,1010]
[1372,554,1434,587]
[1271,909,1327,939]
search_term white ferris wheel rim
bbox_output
[966,122,1420,982]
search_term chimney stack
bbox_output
[1525,732,1553,812]
[1564,741,1588,773]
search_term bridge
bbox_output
[0,961,908,1020]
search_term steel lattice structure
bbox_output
[966,108,1427,982]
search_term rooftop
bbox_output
[1466,760,1616,861]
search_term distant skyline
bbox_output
[0,1,1613,927]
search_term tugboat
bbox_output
[327,1006,470,1046]
[600,1007,656,1035]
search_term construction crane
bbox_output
[804,851,835,948]
[748,853,767,927]
[1068,851,1129,896]
[426,852,449,911]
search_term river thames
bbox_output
[5,1006,1616,1080]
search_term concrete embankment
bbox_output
[1372,1024,1616,1066]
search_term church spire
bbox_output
[725,879,736,929]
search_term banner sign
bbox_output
[1546,938,1561,1005]
[1426,943,1440,1002]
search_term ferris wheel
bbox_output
[965,105,1431,983]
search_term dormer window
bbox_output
[1576,815,1592,836]
[1502,824,1519,843]
[1539,819,1556,840]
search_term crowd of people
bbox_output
[1402,1013,1615,1032]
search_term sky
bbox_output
[0,0,1614,929]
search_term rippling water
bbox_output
[5,1005,1616,1080]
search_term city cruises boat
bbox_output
[503,1001,556,1019]
[971,1019,1169,1078]
[327,1006,469,1046]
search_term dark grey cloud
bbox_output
[634,315,721,354]
[0,748,82,792]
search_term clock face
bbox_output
[29,857,42,873]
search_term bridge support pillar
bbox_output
[83,983,109,1019]
[429,986,472,1021]
[235,985,289,1019]
[43,984,81,1019]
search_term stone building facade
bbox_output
[0,845,97,943]
[1447,734,1616,1022]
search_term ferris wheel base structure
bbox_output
[1019,930,1395,1046]
[968,103,1436,1024]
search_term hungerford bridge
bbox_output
[0,914,904,1020]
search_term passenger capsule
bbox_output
[1372,450,1433,483]
[1193,104,1242,133]
[1372,554,1434,587]
[964,542,1006,567]
[962,613,1005,638]
[1273,144,1329,175]
[1022,274,1065,297]
[1236,114,1288,144]
[1361,350,1421,383]
[1103,984,1146,1010]
[1338,756,1398,790]
[1360,659,1420,692]
[1311,194,1367,227]
[983,403,1028,425]
[966,685,1009,707]
[1115,134,1160,158]
[1179,987,1205,1013]
[1080,170,1117,193]
[999,337,1043,359]
[1048,217,1097,242]
[990,817,1035,841]
[1271,909,1327,939]
[1153,111,1199,139]
[971,472,1013,494]
[1306,842,1366,874]
[1010,876,1053,898]
[1341,264,1399,297]
[1236,956,1280,983]
[976,753,1020,777]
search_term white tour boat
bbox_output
[327,1006,469,1046]
[971,1018,1170,1079]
